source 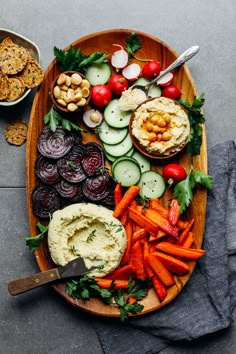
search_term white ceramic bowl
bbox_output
[0,28,41,106]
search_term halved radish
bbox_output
[157,72,174,87]
[122,63,141,81]
[111,44,129,69]
[83,109,103,128]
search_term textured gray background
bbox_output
[0,0,236,353]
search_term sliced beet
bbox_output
[100,177,116,207]
[69,184,87,203]
[82,171,111,201]
[32,185,62,219]
[35,155,61,185]
[55,179,78,199]
[37,127,75,159]
[82,151,104,176]
[57,145,86,183]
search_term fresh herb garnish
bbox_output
[86,229,96,243]
[25,222,48,253]
[173,166,213,213]
[44,106,86,132]
[178,93,206,157]
[66,161,77,170]
[53,45,109,73]
[125,32,142,59]
[66,276,150,321]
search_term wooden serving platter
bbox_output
[26,29,207,317]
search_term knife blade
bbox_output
[8,257,93,296]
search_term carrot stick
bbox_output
[152,251,190,275]
[143,241,154,279]
[152,276,167,301]
[120,210,128,226]
[147,254,175,287]
[148,229,166,242]
[133,228,149,243]
[113,185,140,218]
[150,203,188,230]
[114,182,122,206]
[156,242,205,259]
[144,208,180,239]
[176,218,195,245]
[130,240,147,280]
[133,204,144,232]
[95,278,128,289]
[128,207,159,235]
[168,198,180,226]
[182,231,194,248]
[106,264,136,280]
[149,198,160,209]
[121,219,133,265]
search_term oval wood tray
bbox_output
[26,29,207,317]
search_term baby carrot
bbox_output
[113,186,140,218]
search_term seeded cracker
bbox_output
[18,60,44,88]
[6,77,25,102]
[0,70,10,100]
[0,44,28,75]
[5,120,28,146]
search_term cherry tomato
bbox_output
[163,164,187,186]
[108,74,129,95]
[142,60,161,80]
[90,84,112,107]
[161,85,182,100]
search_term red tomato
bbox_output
[161,85,182,100]
[142,61,161,80]
[108,74,129,95]
[90,84,112,107]
[163,164,187,186]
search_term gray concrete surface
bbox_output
[0,1,236,353]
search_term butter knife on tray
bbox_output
[8,257,93,296]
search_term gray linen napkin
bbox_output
[93,140,236,354]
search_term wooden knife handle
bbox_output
[8,268,60,296]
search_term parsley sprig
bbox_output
[53,45,109,73]
[44,106,86,132]
[178,93,205,157]
[66,277,150,321]
[173,166,213,214]
[125,32,150,62]
[25,222,48,253]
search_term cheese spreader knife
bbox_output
[8,257,94,296]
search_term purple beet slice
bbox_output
[35,155,61,185]
[55,179,78,199]
[37,127,75,159]
[32,185,62,219]
[82,151,104,176]
[82,171,111,201]
[57,145,86,183]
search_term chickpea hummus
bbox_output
[48,203,127,277]
[131,97,190,156]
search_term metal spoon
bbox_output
[131,45,200,96]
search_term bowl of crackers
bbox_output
[0,28,44,106]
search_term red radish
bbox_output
[111,44,129,69]
[142,60,161,80]
[108,74,129,95]
[122,63,141,81]
[163,164,187,186]
[90,84,112,107]
[162,85,182,100]
[157,72,174,87]
[83,109,103,128]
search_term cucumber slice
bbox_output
[97,120,128,145]
[111,156,139,174]
[125,146,135,157]
[104,151,116,162]
[148,85,161,98]
[132,150,151,173]
[104,99,132,128]
[85,63,111,85]
[113,159,141,187]
[132,78,161,98]
[138,170,166,199]
[103,132,133,157]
